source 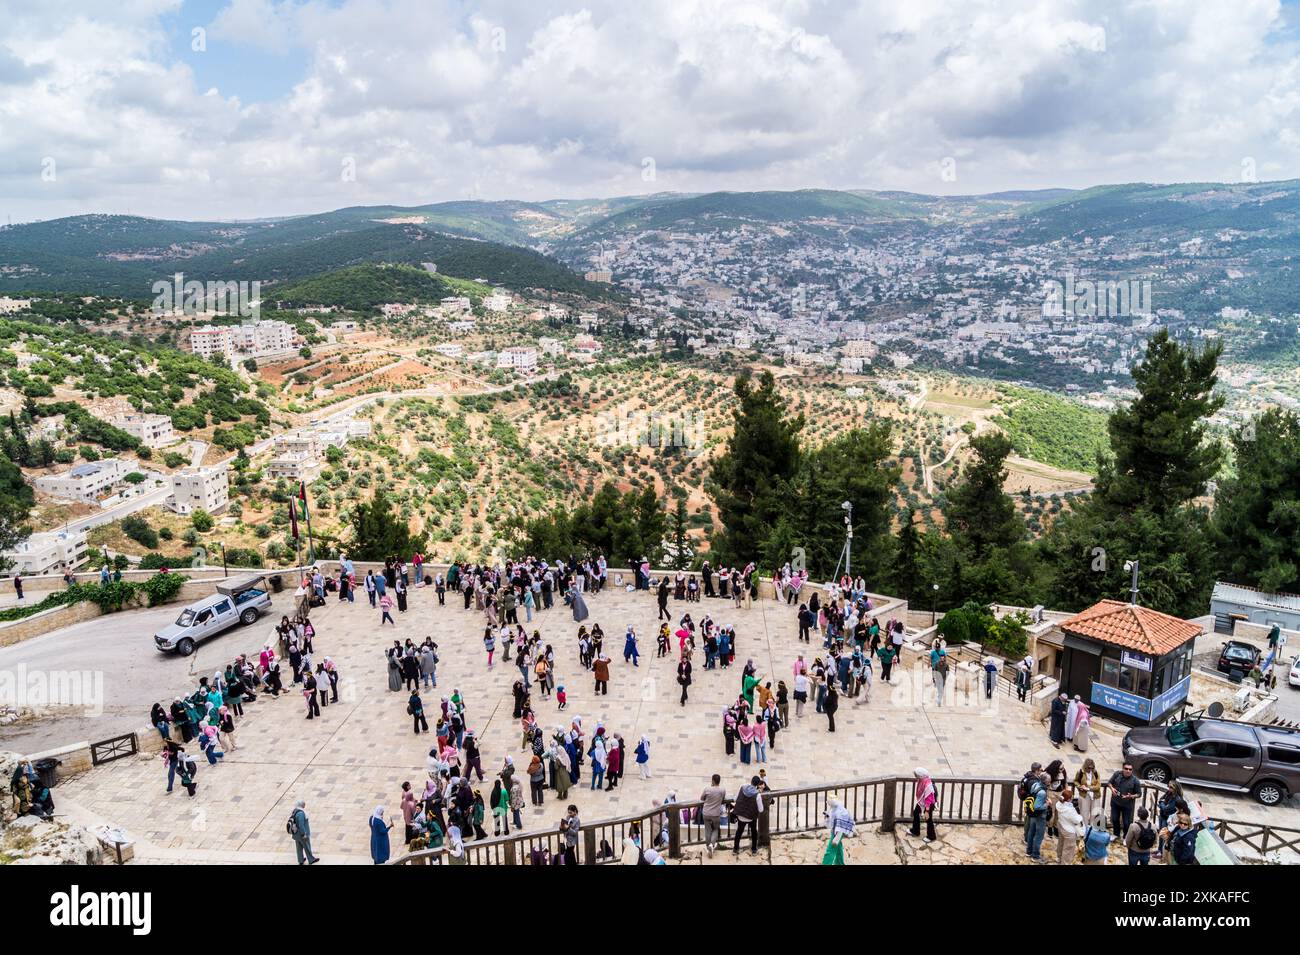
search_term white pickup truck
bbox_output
[153,574,274,656]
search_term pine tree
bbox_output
[349,487,425,560]
[891,507,923,602]
[1212,409,1300,593]
[0,453,34,572]
[944,432,1024,560]
[1096,328,1223,514]
[1039,331,1222,617]
[710,369,803,565]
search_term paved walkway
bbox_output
[54,584,1294,864]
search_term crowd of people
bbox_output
[1016,757,1208,865]
[109,548,1229,869]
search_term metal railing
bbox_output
[1216,818,1300,863]
[390,772,1174,865]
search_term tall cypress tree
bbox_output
[944,432,1024,561]
[710,369,803,564]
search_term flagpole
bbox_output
[300,481,316,566]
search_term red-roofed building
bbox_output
[1058,599,1201,725]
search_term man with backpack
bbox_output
[287,799,320,865]
[1124,806,1157,865]
[1020,764,1050,862]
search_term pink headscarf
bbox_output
[914,768,937,810]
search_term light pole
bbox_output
[219,542,228,577]
[931,583,940,627]
[842,501,852,579]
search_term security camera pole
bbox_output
[1124,559,1140,606]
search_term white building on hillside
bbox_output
[1,529,89,576]
[483,292,512,313]
[113,412,175,449]
[34,458,135,502]
[169,464,230,515]
[266,452,321,482]
[189,325,234,360]
[496,346,538,373]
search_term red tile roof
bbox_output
[1060,599,1201,656]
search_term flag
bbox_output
[289,495,299,541]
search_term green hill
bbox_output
[571,188,912,237]
[270,264,462,310]
[0,213,615,300]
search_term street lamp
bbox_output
[931,583,940,627]
[219,542,228,577]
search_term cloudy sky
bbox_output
[1,0,1298,221]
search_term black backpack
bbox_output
[1171,826,1199,865]
[1136,824,1157,850]
[286,812,300,837]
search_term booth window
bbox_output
[1100,654,1151,695]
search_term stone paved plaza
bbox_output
[53,582,1295,863]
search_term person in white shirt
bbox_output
[1053,785,1084,864]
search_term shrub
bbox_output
[139,570,188,607]
[122,515,159,549]
[190,509,214,532]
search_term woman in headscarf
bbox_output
[386,649,402,692]
[635,735,652,779]
[569,582,589,623]
[369,806,393,864]
[1072,700,1092,753]
[910,767,937,842]
[822,798,856,865]
[445,824,467,865]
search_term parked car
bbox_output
[1122,717,1300,806]
[154,574,273,656]
[1289,656,1300,689]
[1217,640,1261,679]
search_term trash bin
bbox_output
[33,757,61,788]
[269,574,284,593]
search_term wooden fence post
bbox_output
[668,810,682,858]
[998,781,1015,825]
[583,827,598,864]
[881,778,897,832]
[504,840,516,866]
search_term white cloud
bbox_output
[0,0,1295,220]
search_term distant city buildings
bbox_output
[433,343,464,358]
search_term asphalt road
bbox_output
[1192,633,1300,725]
[0,588,301,753]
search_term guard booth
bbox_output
[1058,599,1200,727]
